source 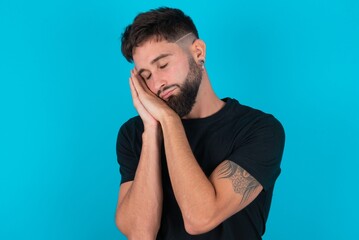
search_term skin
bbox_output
[115,37,263,238]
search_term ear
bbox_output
[190,39,206,64]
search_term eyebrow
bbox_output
[138,53,172,76]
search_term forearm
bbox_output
[116,127,163,238]
[160,115,217,228]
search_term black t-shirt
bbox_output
[116,98,285,239]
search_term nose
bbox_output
[152,73,167,96]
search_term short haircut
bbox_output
[121,7,199,62]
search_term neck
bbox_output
[183,70,225,119]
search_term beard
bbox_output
[166,57,203,117]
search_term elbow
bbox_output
[115,210,132,236]
[184,224,207,235]
[115,213,128,235]
[183,213,216,235]
[115,212,160,238]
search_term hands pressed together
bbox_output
[129,69,177,129]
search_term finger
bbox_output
[129,76,138,99]
[129,76,143,109]
[130,74,156,121]
[131,69,150,95]
[132,68,142,82]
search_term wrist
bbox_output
[158,108,180,125]
[143,125,162,142]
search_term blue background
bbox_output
[1,0,358,239]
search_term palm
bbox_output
[129,75,159,127]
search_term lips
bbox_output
[160,87,177,100]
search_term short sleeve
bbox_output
[116,118,142,184]
[228,115,285,190]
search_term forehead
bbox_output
[133,39,185,66]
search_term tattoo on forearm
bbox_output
[218,160,260,204]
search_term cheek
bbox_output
[144,59,190,94]
[145,81,157,94]
[170,60,189,81]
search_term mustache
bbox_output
[157,84,181,97]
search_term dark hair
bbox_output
[121,7,199,62]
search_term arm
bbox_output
[129,69,262,235]
[160,115,263,235]
[115,75,163,239]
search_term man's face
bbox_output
[133,39,202,117]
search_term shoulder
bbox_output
[225,98,285,140]
[117,116,144,144]
[118,116,143,134]
[121,115,143,129]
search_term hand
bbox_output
[129,69,177,123]
[129,69,159,129]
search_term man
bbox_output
[115,7,285,239]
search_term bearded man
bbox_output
[115,7,285,240]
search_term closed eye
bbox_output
[159,63,168,69]
[140,73,151,81]
[146,73,152,80]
